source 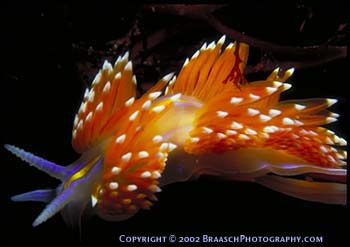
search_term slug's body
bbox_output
[7,36,347,227]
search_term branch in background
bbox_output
[145,4,347,72]
[73,3,348,84]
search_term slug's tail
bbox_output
[255,175,346,205]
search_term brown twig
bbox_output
[144,4,347,71]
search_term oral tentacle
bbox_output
[32,186,75,227]
[5,144,68,180]
[11,189,56,203]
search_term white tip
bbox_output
[249,93,260,101]
[294,104,306,110]
[325,137,334,145]
[231,121,243,129]
[230,97,243,105]
[168,143,177,152]
[109,182,119,190]
[326,117,337,124]
[338,138,347,146]
[148,184,161,193]
[327,130,335,135]
[162,72,175,82]
[225,130,237,136]
[125,97,135,107]
[168,75,177,86]
[138,151,149,159]
[77,120,83,130]
[103,60,113,73]
[170,93,182,101]
[111,166,121,175]
[202,127,213,134]
[114,72,122,80]
[200,42,207,51]
[207,41,216,50]
[73,114,79,127]
[140,171,152,178]
[308,130,318,136]
[272,67,280,74]
[259,114,272,122]
[247,108,260,116]
[159,143,169,152]
[282,117,295,125]
[96,102,103,111]
[245,128,257,135]
[269,109,282,117]
[83,88,89,99]
[263,125,279,133]
[152,171,162,179]
[329,112,340,118]
[286,67,295,76]
[328,155,336,164]
[114,55,121,67]
[336,153,346,160]
[216,133,226,139]
[226,42,234,50]
[127,184,138,192]
[142,100,152,110]
[266,87,277,94]
[85,112,93,122]
[124,61,133,71]
[148,91,162,100]
[191,50,200,60]
[115,134,126,144]
[282,83,292,90]
[121,51,129,63]
[152,105,165,113]
[326,98,338,106]
[129,110,139,121]
[191,137,200,143]
[103,81,111,94]
[238,134,250,140]
[91,195,98,207]
[216,111,229,118]
[217,35,226,45]
[132,75,137,85]
[92,71,102,86]
[87,89,95,103]
[121,152,132,163]
[273,81,283,87]
[152,135,163,143]
[183,58,189,67]
[164,86,170,96]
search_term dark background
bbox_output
[1,1,349,246]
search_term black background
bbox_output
[1,1,349,246]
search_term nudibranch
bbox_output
[6,35,347,227]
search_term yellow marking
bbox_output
[64,155,101,189]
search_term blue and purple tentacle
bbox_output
[5,144,102,227]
